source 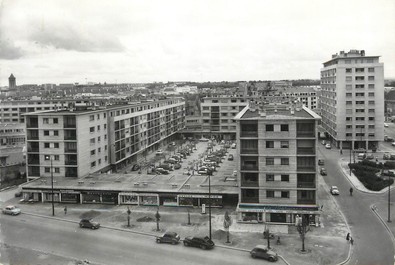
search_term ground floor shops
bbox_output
[21,187,238,208]
[236,203,320,226]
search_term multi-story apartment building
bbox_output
[0,123,25,146]
[320,50,384,150]
[235,99,321,225]
[25,98,185,180]
[199,96,248,140]
[275,86,318,110]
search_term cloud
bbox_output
[29,23,124,53]
[0,38,24,59]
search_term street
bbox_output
[0,214,285,265]
[318,143,394,265]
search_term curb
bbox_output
[371,204,395,251]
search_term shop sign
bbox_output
[139,193,158,197]
[179,194,222,199]
[60,190,80,194]
[119,192,139,196]
[21,190,42,193]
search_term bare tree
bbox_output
[223,211,232,243]
[296,215,311,252]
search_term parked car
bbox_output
[390,154,395,161]
[2,205,21,215]
[79,218,100,229]
[227,154,234,161]
[325,143,331,149]
[159,164,173,171]
[320,168,327,176]
[156,168,170,175]
[330,186,340,195]
[199,137,210,142]
[357,153,366,160]
[131,164,140,171]
[183,236,215,250]
[173,163,182,170]
[250,245,278,262]
[14,191,22,197]
[318,159,325,166]
[156,150,164,156]
[366,153,374,160]
[156,232,180,245]
[231,143,236,149]
[384,123,389,127]
[321,140,326,145]
[383,153,390,160]
[385,137,394,142]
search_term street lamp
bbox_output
[388,176,391,223]
[45,155,55,216]
[208,170,212,240]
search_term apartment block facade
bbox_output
[25,98,185,180]
[320,50,384,150]
[235,100,321,225]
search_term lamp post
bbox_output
[208,170,212,240]
[45,155,55,216]
[388,176,392,223]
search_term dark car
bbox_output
[173,163,182,170]
[250,245,278,262]
[156,168,170,175]
[79,218,100,229]
[228,154,234,161]
[318,159,324,166]
[159,164,173,171]
[320,168,327,176]
[156,232,180,245]
[183,236,215,250]
[383,153,390,160]
[131,164,140,171]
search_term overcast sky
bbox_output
[0,0,394,86]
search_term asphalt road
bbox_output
[0,214,284,265]
[318,144,394,265]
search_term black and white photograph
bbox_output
[0,0,394,264]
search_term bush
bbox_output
[348,162,393,191]
[384,161,395,169]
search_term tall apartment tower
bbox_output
[320,50,384,150]
[8,74,16,89]
[235,99,321,225]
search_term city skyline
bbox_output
[0,0,394,86]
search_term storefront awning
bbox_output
[237,204,319,213]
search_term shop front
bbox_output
[119,192,139,205]
[21,189,42,202]
[139,193,159,206]
[81,191,118,204]
[42,191,61,203]
[60,190,81,203]
[178,194,223,207]
[236,204,320,225]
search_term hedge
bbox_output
[348,161,394,191]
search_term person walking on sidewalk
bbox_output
[349,187,353,196]
[350,237,354,245]
[64,206,67,215]
[346,232,350,241]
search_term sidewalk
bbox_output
[8,195,350,265]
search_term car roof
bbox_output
[6,205,16,208]
[254,245,269,250]
[164,232,177,236]
[331,186,338,189]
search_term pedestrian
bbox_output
[320,205,324,211]
[350,237,354,245]
[346,232,350,241]
[349,187,353,196]
[64,206,67,215]
[340,149,343,155]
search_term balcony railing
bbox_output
[296,131,315,137]
[297,182,316,188]
[240,149,258,154]
[27,159,40,165]
[65,160,78,165]
[241,165,259,171]
[297,147,315,155]
[297,166,316,172]
[241,181,259,187]
[240,131,258,137]
[297,199,315,205]
[240,197,259,203]
[64,148,77,153]
[27,147,40,152]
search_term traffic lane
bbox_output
[0,214,284,265]
[319,146,394,265]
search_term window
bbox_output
[368,84,375,89]
[104,113,106,118]
[91,150,96,155]
[54,168,60,173]
[97,125,101,131]
[91,161,96,168]
[266,124,274,131]
[346,93,352,97]
[355,68,364,73]
[90,138,95,144]
[281,124,289,131]
[281,175,289,182]
[53,118,58,124]
[44,130,50,136]
[266,141,274,148]
[104,124,107,129]
[346,68,352,73]
[98,136,101,142]
[54,143,59,148]
[266,157,274,165]
[346,117,352,121]
[281,141,289,148]
[345,59,351,64]
[355,84,364,89]
[90,127,95,133]
[356,117,365,121]
[54,155,59,160]
[53,130,59,136]
[369,117,375,121]
[281,158,289,165]
[45,167,50,173]
[98,159,101,165]
[346,84,352,90]
[43,118,49,124]
[356,109,365,113]
[266,174,274,181]
[346,76,352,82]
[44,143,50,148]
[266,190,274,198]
[97,114,100,120]
[346,101,352,105]
[89,115,94,121]
[368,109,375,113]
[368,92,374,97]
[355,76,364,81]
[281,191,289,198]
[369,125,375,129]
[368,68,374,73]
[368,76,375,81]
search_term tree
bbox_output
[223,211,232,243]
[296,215,311,252]
[155,209,161,231]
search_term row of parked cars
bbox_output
[155,232,278,261]
[154,147,197,175]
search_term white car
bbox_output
[392,142,395,147]
[2,205,21,215]
[325,143,332,149]
[156,150,164,155]
[330,186,340,195]
[384,123,389,127]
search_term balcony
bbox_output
[297,181,316,188]
[297,166,315,172]
[240,197,259,203]
[241,164,259,171]
[297,147,315,155]
[240,148,258,154]
[297,199,315,205]
[64,130,77,140]
[296,131,315,137]
[240,131,258,137]
[241,180,259,187]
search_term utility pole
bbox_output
[388,176,392,223]
[208,171,212,240]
